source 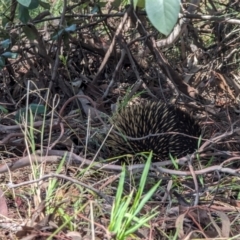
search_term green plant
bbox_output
[108,151,161,239]
[0,39,18,70]
[133,0,180,35]
[17,0,50,23]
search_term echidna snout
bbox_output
[106,101,201,162]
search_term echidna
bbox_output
[106,101,201,162]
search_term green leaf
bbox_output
[2,17,9,28]
[18,4,31,24]
[52,29,64,40]
[22,26,38,40]
[170,154,179,169]
[0,57,6,69]
[111,0,122,9]
[64,24,77,32]
[28,0,39,9]
[125,211,158,236]
[15,104,46,122]
[0,39,11,49]
[52,24,76,41]
[146,0,180,36]
[1,52,18,59]
[98,2,107,7]
[29,104,46,115]
[110,166,125,220]
[80,2,90,9]
[138,151,152,196]
[0,105,8,114]
[39,0,50,9]
[17,0,32,7]
[197,135,202,148]
[124,153,153,227]
[108,153,160,239]
[133,0,145,9]
[91,5,100,14]
[109,166,130,233]
[17,0,39,9]
[113,192,133,234]
[135,181,161,217]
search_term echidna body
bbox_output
[106,101,201,161]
